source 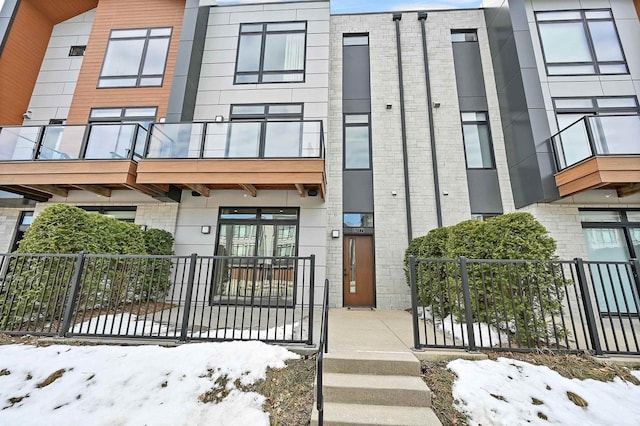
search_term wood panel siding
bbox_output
[555,156,640,197]
[636,0,640,20]
[136,159,327,198]
[66,0,185,124]
[0,160,137,186]
[0,0,98,125]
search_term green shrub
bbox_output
[405,213,567,346]
[0,205,175,329]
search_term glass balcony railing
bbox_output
[145,120,325,159]
[552,114,640,171]
[0,123,147,161]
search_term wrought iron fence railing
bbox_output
[316,278,329,426]
[0,252,317,345]
[409,256,640,355]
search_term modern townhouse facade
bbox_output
[0,0,638,311]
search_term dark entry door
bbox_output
[343,235,375,307]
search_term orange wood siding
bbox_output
[66,0,185,124]
[0,1,52,125]
[636,0,640,20]
[555,156,640,197]
[0,0,98,125]
[0,160,137,186]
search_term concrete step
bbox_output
[323,373,431,407]
[324,351,420,376]
[311,402,442,426]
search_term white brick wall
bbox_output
[23,9,95,125]
[329,10,514,309]
[0,208,21,253]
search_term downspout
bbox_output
[418,12,443,228]
[393,13,413,245]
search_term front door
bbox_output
[343,235,375,307]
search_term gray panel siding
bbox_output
[452,42,488,109]
[343,45,371,102]
[343,170,374,213]
[467,169,503,214]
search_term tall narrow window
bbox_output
[344,114,371,169]
[99,28,172,88]
[536,10,627,76]
[461,112,495,169]
[235,22,306,84]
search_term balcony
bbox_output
[0,123,165,200]
[551,114,640,198]
[136,120,326,198]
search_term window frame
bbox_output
[98,27,172,89]
[535,9,628,77]
[89,106,158,125]
[553,96,639,131]
[79,206,137,223]
[233,21,307,85]
[460,111,496,170]
[451,29,478,42]
[343,113,372,171]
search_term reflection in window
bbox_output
[213,208,299,306]
[344,213,374,228]
[344,114,370,169]
[99,28,171,87]
[536,10,627,76]
[235,22,306,84]
[461,112,494,169]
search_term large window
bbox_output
[213,208,299,306]
[99,28,172,88]
[536,10,627,76]
[344,114,371,170]
[554,96,639,167]
[581,209,640,315]
[235,22,306,84]
[461,112,495,169]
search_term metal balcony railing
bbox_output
[144,120,325,159]
[0,123,147,162]
[551,114,640,171]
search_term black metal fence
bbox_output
[0,253,317,345]
[409,257,640,355]
[316,279,329,426]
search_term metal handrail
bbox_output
[316,278,329,425]
[550,113,640,171]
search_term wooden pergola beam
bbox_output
[240,184,257,197]
[185,183,210,197]
[295,183,306,197]
[72,185,112,198]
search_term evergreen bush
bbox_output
[405,213,568,346]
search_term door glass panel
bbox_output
[584,228,638,314]
[349,238,356,294]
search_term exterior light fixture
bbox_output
[432,102,441,108]
[139,225,148,231]
[214,115,224,122]
[201,226,211,234]
[331,230,340,239]
[307,189,318,197]
[386,104,392,109]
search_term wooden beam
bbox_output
[24,185,68,198]
[72,185,112,198]
[240,184,257,197]
[617,183,640,198]
[295,183,306,197]
[185,183,210,197]
[0,185,52,201]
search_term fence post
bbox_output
[409,256,422,350]
[459,257,477,352]
[179,254,198,342]
[61,252,86,337]
[307,255,316,347]
[575,258,603,356]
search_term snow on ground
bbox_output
[418,307,509,345]
[0,341,298,426]
[449,357,640,426]
[71,313,307,341]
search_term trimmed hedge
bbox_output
[0,205,174,329]
[405,213,567,345]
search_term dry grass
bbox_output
[422,351,640,426]
[249,358,316,426]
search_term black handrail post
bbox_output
[575,258,603,356]
[32,125,45,160]
[460,257,477,351]
[200,122,207,158]
[307,255,316,347]
[143,123,154,157]
[409,256,422,350]
[583,116,598,157]
[324,278,329,353]
[179,253,198,342]
[61,252,86,337]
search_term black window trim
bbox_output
[98,27,173,89]
[460,111,496,170]
[343,113,372,171]
[534,8,629,77]
[451,29,478,42]
[552,95,639,133]
[579,208,640,266]
[89,106,158,125]
[79,206,137,223]
[342,33,369,46]
[227,103,304,158]
[233,20,308,85]
[69,45,86,57]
